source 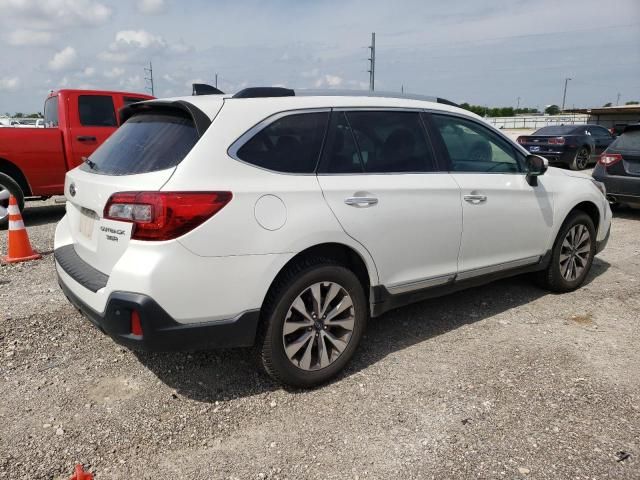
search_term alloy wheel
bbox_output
[559,224,591,281]
[576,148,589,169]
[0,184,10,223]
[282,281,355,371]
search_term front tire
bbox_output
[0,172,25,228]
[536,211,596,292]
[258,258,367,388]
[570,147,590,170]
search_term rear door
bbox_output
[317,110,462,291]
[68,93,119,168]
[64,109,201,274]
[427,113,554,276]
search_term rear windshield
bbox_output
[611,130,640,151]
[81,112,198,175]
[533,125,579,135]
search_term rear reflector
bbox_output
[599,153,623,167]
[548,137,565,145]
[104,191,232,240]
[131,310,143,336]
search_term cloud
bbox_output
[82,66,96,77]
[0,0,112,29]
[48,46,77,71]
[104,67,125,78]
[314,74,343,88]
[114,29,166,49]
[137,0,166,14]
[0,76,20,91]
[6,29,52,46]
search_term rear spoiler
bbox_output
[118,100,212,137]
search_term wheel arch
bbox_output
[0,157,32,196]
[262,242,376,309]
[565,200,601,236]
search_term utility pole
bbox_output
[215,73,218,89]
[144,62,155,96]
[616,92,621,106]
[368,32,376,91]
[516,96,521,110]
[561,77,572,112]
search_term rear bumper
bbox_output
[524,146,577,165]
[58,275,259,351]
[593,166,640,204]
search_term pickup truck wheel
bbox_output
[536,211,596,292]
[570,147,590,170]
[258,258,367,388]
[0,173,25,228]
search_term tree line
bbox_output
[2,112,43,118]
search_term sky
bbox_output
[0,0,639,114]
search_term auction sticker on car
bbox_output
[79,208,97,240]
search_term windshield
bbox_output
[81,112,199,175]
[533,125,578,135]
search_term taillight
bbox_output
[104,191,232,241]
[598,153,622,167]
[516,136,526,144]
[548,137,565,145]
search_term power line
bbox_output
[144,61,155,96]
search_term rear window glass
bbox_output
[611,130,640,151]
[78,95,117,127]
[533,125,579,135]
[235,112,329,173]
[44,96,59,127]
[81,113,198,175]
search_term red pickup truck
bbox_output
[0,89,154,225]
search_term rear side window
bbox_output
[78,95,117,127]
[235,112,329,173]
[321,111,435,173]
[44,96,59,127]
[82,112,198,175]
[611,130,640,151]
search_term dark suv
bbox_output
[593,124,640,207]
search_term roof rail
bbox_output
[228,87,459,107]
[192,83,224,96]
[233,87,294,99]
[295,89,458,107]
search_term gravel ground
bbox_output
[1,197,639,479]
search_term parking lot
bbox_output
[1,196,639,479]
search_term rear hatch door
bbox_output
[63,103,211,275]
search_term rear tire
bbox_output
[570,147,590,170]
[257,257,367,388]
[0,173,25,228]
[536,211,596,292]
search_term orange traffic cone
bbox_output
[1,195,42,264]
[69,464,94,480]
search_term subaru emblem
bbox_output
[69,183,76,197]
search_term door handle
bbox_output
[463,194,487,204]
[76,135,97,142]
[345,196,378,207]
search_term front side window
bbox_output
[236,112,329,173]
[431,114,522,173]
[44,96,59,127]
[78,95,117,127]
[587,125,612,139]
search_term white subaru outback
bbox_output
[54,87,612,387]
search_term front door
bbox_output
[427,113,554,277]
[317,110,462,291]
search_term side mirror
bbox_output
[526,154,548,186]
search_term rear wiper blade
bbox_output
[82,156,97,170]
